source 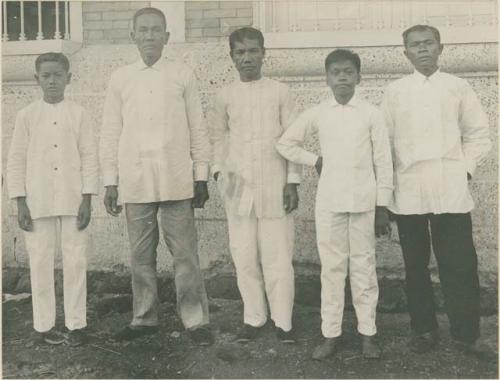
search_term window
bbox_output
[252,1,498,48]
[2,1,83,56]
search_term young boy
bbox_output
[209,27,300,343]
[276,49,393,359]
[7,52,98,346]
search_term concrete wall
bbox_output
[2,41,498,289]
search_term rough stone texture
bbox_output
[2,42,497,291]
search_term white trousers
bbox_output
[226,210,295,331]
[315,207,378,338]
[24,216,88,332]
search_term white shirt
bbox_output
[276,94,393,213]
[100,58,210,203]
[381,70,491,214]
[7,99,98,219]
[209,77,301,218]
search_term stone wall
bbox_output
[2,42,498,290]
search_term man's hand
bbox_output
[77,194,92,230]
[17,197,33,232]
[192,181,209,208]
[283,183,299,214]
[315,156,323,176]
[375,206,391,237]
[104,185,122,217]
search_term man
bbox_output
[382,24,492,359]
[100,7,212,345]
[209,27,300,343]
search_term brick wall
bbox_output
[82,1,150,44]
[186,1,253,42]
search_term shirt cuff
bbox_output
[82,183,98,195]
[9,188,26,199]
[193,162,209,181]
[465,159,477,178]
[103,172,118,187]
[287,172,301,184]
[376,188,393,207]
[304,152,319,167]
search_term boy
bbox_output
[381,25,493,360]
[276,49,393,359]
[209,27,300,343]
[7,52,98,346]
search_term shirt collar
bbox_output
[412,68,441,83]
[135,56,166,71]
[330,93,359,107]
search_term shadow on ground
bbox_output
[2,294,498,379]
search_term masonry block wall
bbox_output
[82,1,150,44]
[185,1,253,42]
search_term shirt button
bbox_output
[54,167,58,171]
[54,144,58,148]
[53,121,57,125]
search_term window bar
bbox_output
[313,0,319,31]
[355,2,362,30]
[19,0,27,40]
[422,3,428,25]
[54,0,62,39]
[2,1,8,42]
[271,0,278,32]
[36,0,44,40]
[64,1,70,39]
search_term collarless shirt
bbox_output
[100,58,210,203]
[209,77,301,218]
[382,69,491,214]
[7,99,98,219]
[276,94,393,213]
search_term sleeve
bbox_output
[99,72,123,187]
[208,89,228,176]
[6,110,29,199]
[275,106,318,167]
[79,109,99,195]
[370,108,394,207]
[184,69,210,181]
[458,82,491,177]
[279,84,302,184]
[380,85,396,162]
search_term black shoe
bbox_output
[409,330,439,353]
[276,327,296,344]
[188,326,214,346]
[115,325,159,341]
[312,337,340,360]
[235,324,262,343]
[37,329,66,345]
[64,328,87,347]
[454,339,498,362]
[361,334,381,359]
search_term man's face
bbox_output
[326,59,360,99]
[231,38,265,82]
[131,13,169,65]
[404,29,443,75]
[35,61,71,103]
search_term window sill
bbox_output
[2,39,82,56]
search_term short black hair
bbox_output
[133,7,167,31]
[324,49,361,73]
[35,52,70,73]
[229,27,264,52]
[402,24,441,47]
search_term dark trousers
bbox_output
[395,213,480,343]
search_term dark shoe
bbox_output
[409,330,439,353]
[38,329,65,345]
[115,325,159,341]
[312,337,340,360]
[361,334,381,359]
[188,326,214,346]
[455,339,498,362]
[235,324,262,343]
[64,328,87,347]
[276,327,296,344]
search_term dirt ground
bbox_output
[2,293,498,379]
